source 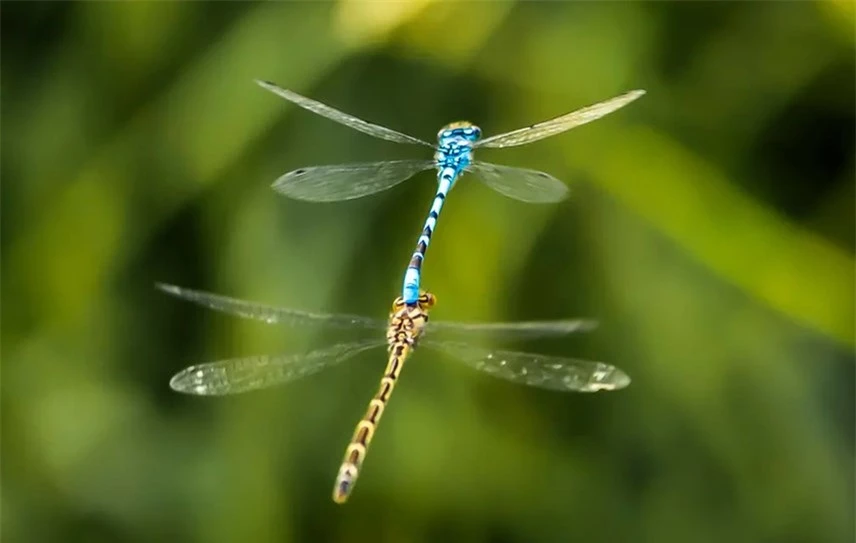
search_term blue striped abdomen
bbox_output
[402,167,455,303]
[401,123,481,304]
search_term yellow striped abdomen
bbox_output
[332,341,411,504]
[332,291,434,504]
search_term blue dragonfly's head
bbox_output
[437,122,482,146]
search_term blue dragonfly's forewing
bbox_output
[474,89,646,149]
[256,80,432,147]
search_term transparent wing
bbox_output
[426,319,597,341]
[272,160,434,202]
[466,162,569,203]
[256,80,432,147]
[475,89,646,149]
[424,341,630,392]
[156,283,387,330]
[170,340,385,396]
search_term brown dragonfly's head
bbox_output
[390,290,436,313]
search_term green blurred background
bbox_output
[2,2,854,542]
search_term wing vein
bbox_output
[271,160,434,202]
[257,80,432,147]
[170,340,385,396]
[156,283,387,330]
[424,341,630,392]
[476,89,645,149]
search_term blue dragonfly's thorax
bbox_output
[434,122,482,181]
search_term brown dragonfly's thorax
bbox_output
[386,291,436,348]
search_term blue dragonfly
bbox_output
[257,80,645,305]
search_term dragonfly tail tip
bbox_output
[332,463,358,504]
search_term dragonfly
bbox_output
[158,282,630,504]
[256,80,646,305]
